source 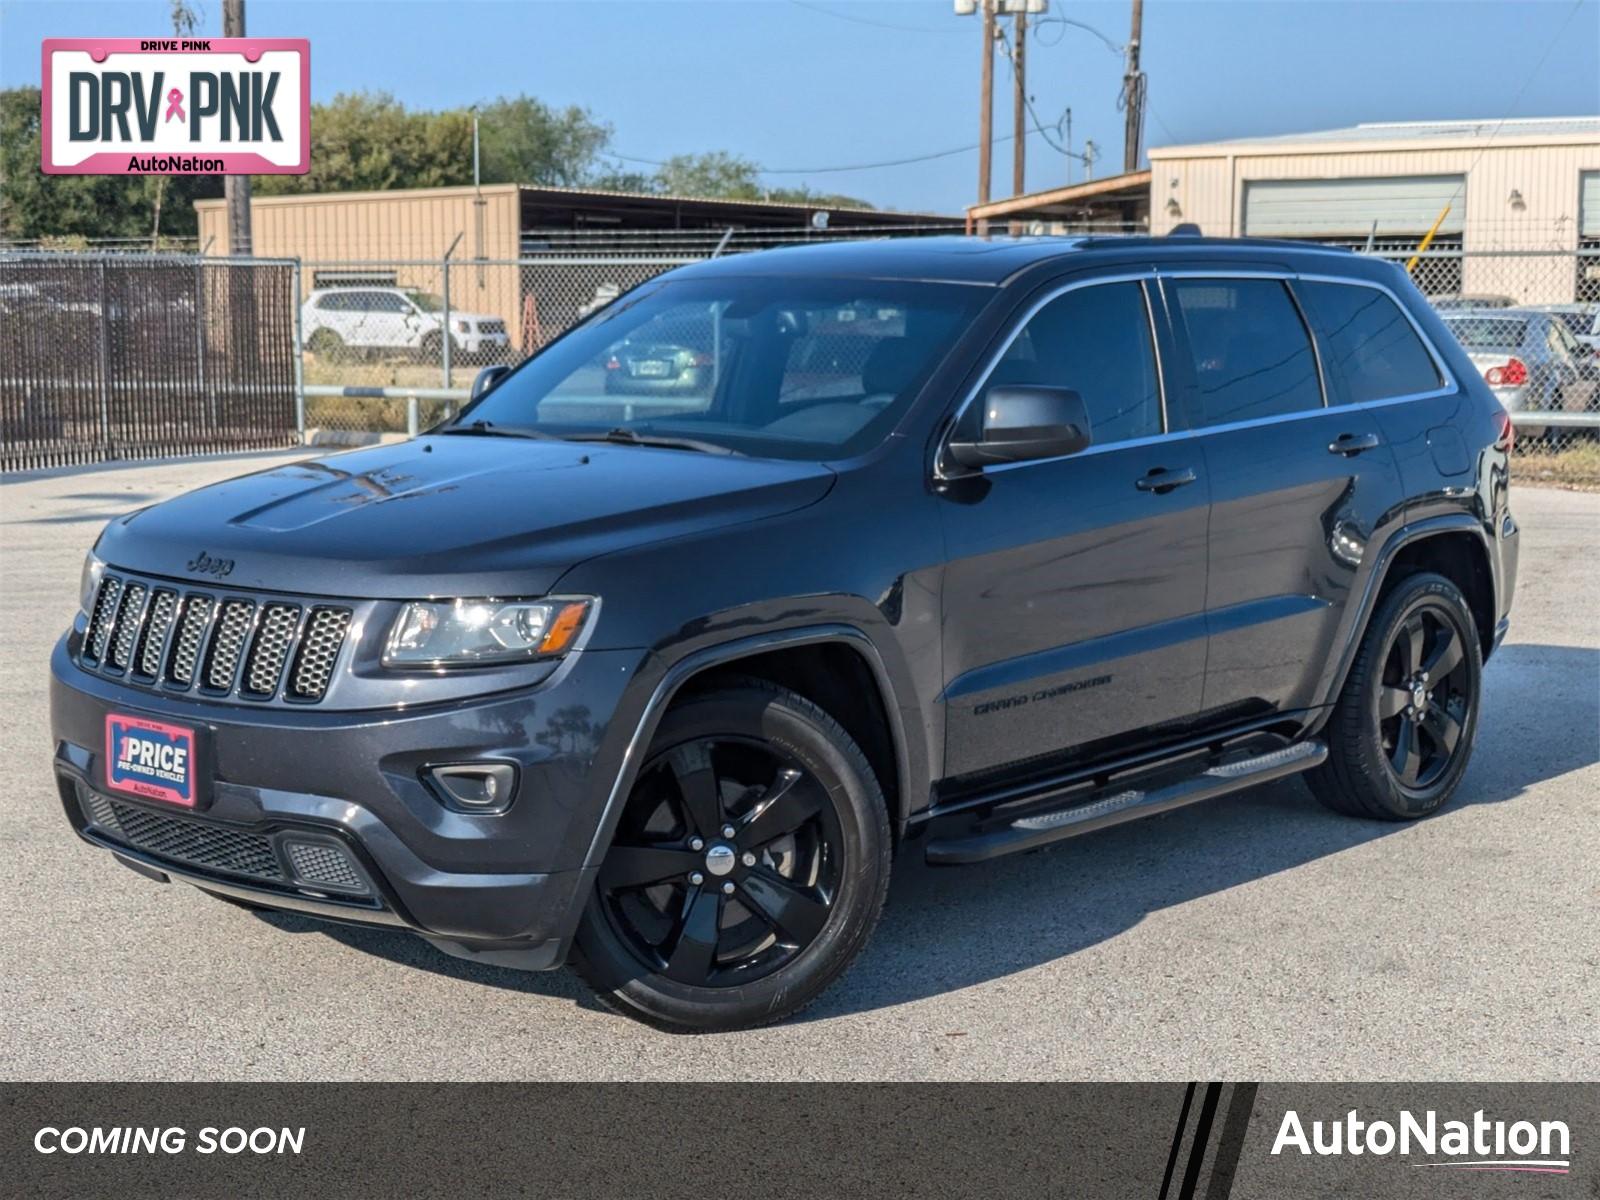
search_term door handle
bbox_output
[1135,466,1198,493]
[1328,431,1382,456]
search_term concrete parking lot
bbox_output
[2,451,1595,1081]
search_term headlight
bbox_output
[383,597,595,667]
[79,549,106,617]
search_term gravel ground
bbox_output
[1,452,1595,1081]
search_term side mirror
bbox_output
[471,364,512,401]
[946,385,1092,470]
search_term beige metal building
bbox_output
[195,184,948,347]
[1147,117,1600,302]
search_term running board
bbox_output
[925,740,1328,865]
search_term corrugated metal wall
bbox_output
[1150,139,1600,245]
[195,185,521,264]
[1241,175,1467,237]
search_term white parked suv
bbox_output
[301,288,511,361]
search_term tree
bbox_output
[0,86,222,243]
[475,94,613,186]
[596,150,874,210]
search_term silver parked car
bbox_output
[1438,308,1598,439]
[1524,303,1600,355]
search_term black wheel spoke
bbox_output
[665,743,724,837]
[739,768,823,847]
[1390,717,1422,785]
[1378,685,1410,719]
[662,888,722,985]
[1398,616,1425,677]
[599,844,701,890]
[1422,706,1463,757]
[738,869,830,947]
[1423,625,1463,680]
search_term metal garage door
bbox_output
[1242,175,1466,238]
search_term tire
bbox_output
[307,328,347,363]
[573,678,892,1033]
[1308,571,1482,820]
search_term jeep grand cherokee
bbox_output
[52,236,1517,1032]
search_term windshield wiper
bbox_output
[563,427,740,456]
[437,420,555,441]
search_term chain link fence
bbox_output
[4,239,1597,485]
[1,253,301,471]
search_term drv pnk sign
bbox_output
[41,37,309,175]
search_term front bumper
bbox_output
[51,636,649,968]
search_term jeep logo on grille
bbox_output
[186,550,234,578]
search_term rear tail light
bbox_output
[1485,357,1528,387]
[604,356,621,371]
[689,352,713,367]
[1494,408,1515,453]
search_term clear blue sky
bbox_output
[4,0,1597,214]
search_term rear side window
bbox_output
[1172,279,1322,427]
[1298,281,1441,402]
[981,281,1162,445]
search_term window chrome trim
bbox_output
[935,265,1460,480]
[936,270,1168,478]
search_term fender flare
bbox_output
[1316,512,1496,713]
[582,624,915,869]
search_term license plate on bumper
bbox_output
[104,713,198,807]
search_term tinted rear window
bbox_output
[1172,279,1323,427]
[1298,281,1441,403]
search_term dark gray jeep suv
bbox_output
[52,236,1518,1031]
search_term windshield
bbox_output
[407,291,447,312]
[1443,316,1529,350]
[454,276,987,460]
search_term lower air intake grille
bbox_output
[284,840,368,893]
[86,794,283,882]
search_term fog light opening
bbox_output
[425,762,518,814]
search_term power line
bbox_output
[608,121,1066,177]
[785,0,961,35]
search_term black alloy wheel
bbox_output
[1376,602,1473,790]
[598,735,842,988]
[573,679,891,1032]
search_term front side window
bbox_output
[1298,280,1441,403]
[971,281,1162,446]
[459,276,986,461]
[1172,278,1323,427]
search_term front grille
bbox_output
[87,793,283,881]
[81,574,351,704]
[202,599,255,690]
[288,607,352,701]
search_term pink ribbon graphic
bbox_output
[164,87,185,123]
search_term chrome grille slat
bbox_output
[86,576,123,662]
[288,607,352,701]
[243,603,300,696]
[202,599,256,691]
[134,589,178,677]
[80,573,352,705]
[108,582,149,669]
[166,594,214,686]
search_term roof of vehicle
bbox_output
[672,233,1376,286]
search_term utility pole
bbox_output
[1011,10,1027,198]
[1122,0,1145,173]
[977,0,995,209]
[222,0,252,255]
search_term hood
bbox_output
[98,437,836,599]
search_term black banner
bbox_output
[3,1083,1594,1198]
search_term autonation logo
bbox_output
[1272,1109,1572,1175]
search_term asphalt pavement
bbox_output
[2,451,1595,1080]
